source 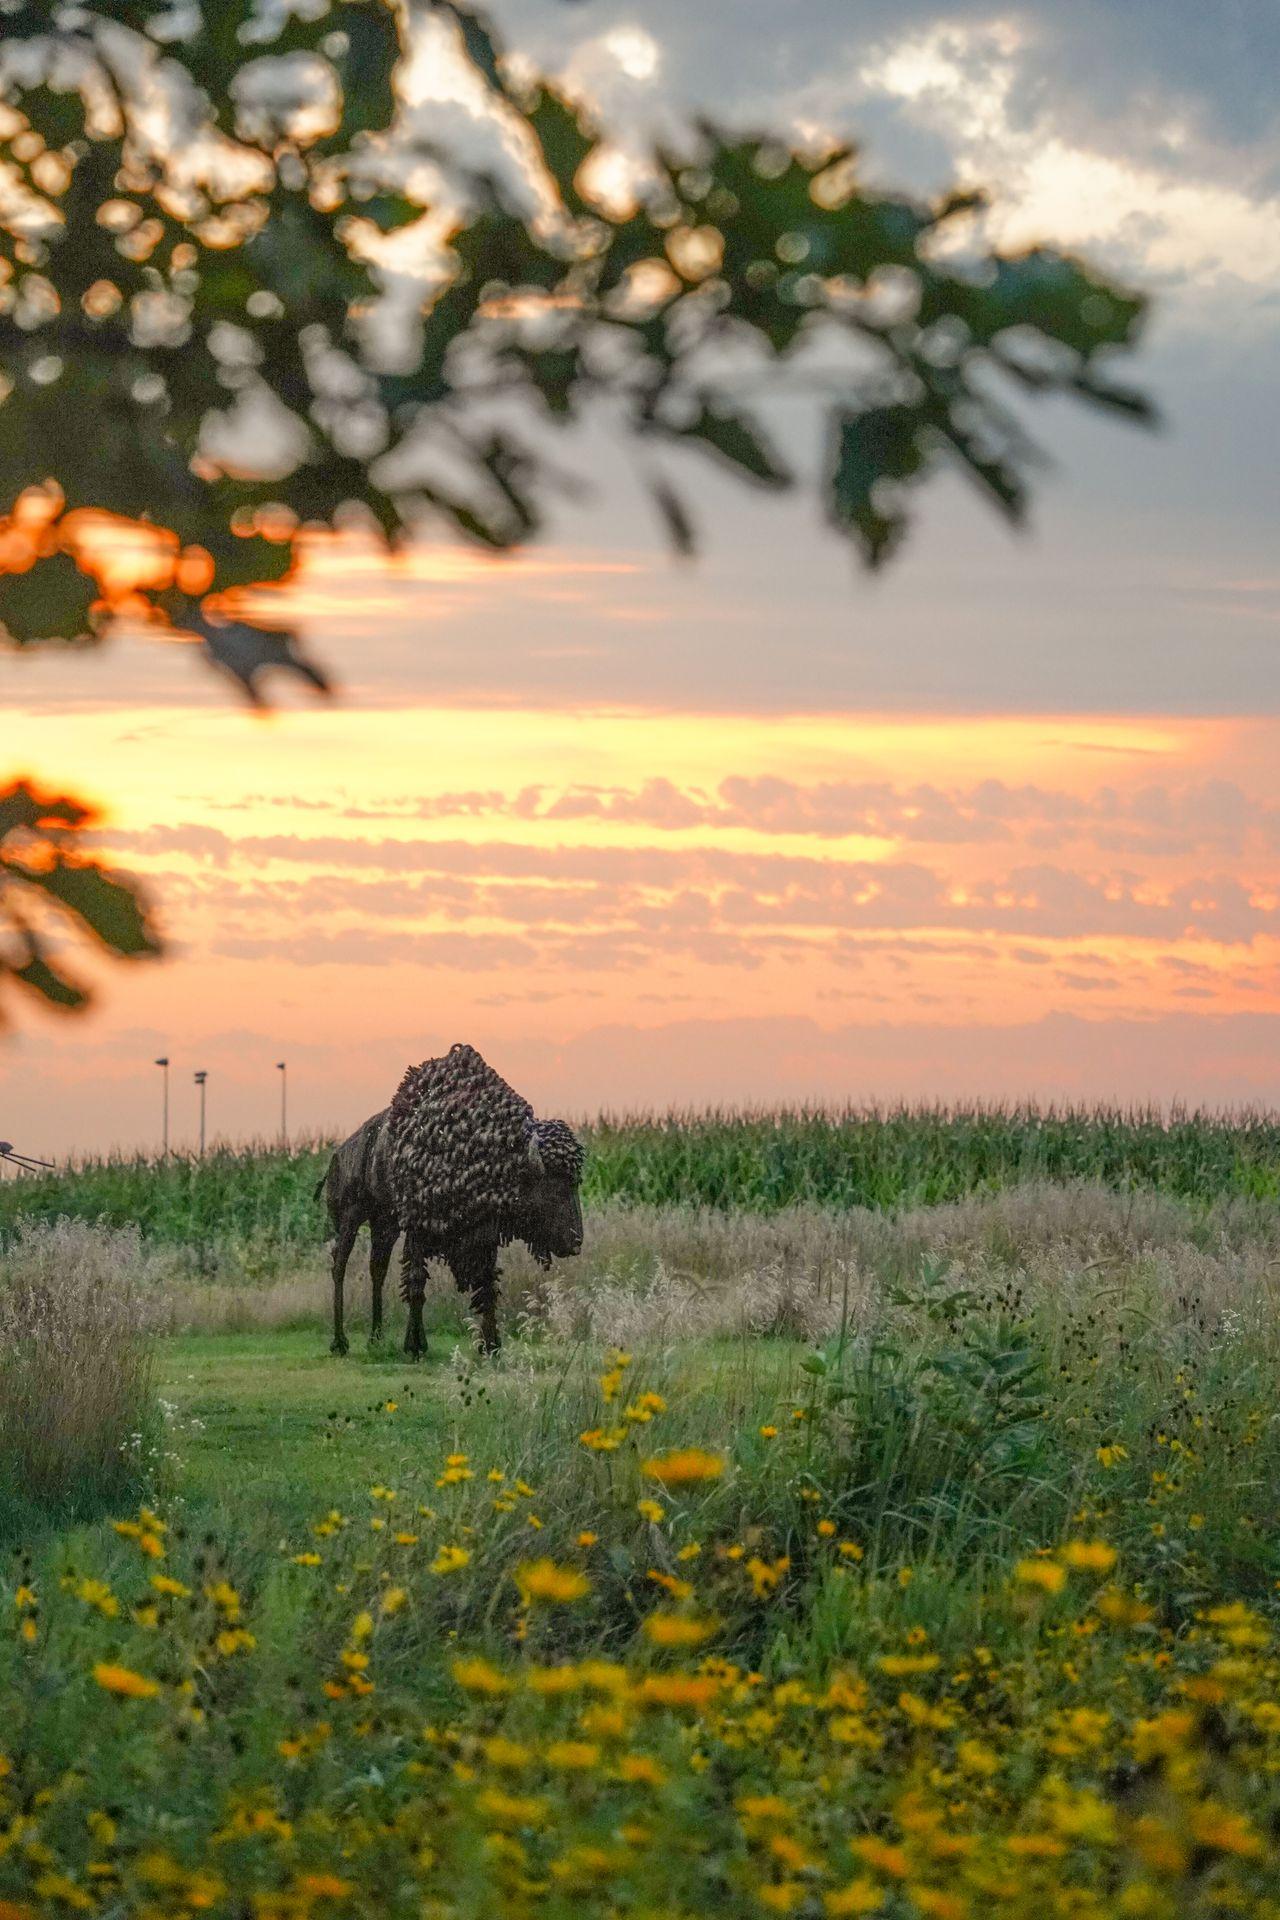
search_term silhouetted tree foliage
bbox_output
[0,0,1152,1020]
[0,782,161,1020]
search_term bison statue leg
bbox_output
[401,1229,429,1359]
[368,1220,398,1343]
[329,1210,362,1357]
[449,1234,502,1356]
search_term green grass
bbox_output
[158,1331,456,1523]
[4,1103,1280,1278]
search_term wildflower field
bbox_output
[5,1124,1280,1914]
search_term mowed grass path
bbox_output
[154,1326,795,1554]
[157,1331,461,1529]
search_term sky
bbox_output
[4,0,1280,1157]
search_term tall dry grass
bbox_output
[0,1221,158,1523]
[134,1181,1280,1352]
[502,1182,1280,1347]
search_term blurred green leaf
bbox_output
[0,555,99,646]
[14,951,86,1010]
[0,781,162,1027]
[524,86,597,216]
[27,865,158,958]
[647,477,696,556]
[679,405,791,487]
[828,405,925,566]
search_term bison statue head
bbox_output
[519,1117,585,1266]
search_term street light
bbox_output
[276,1061,288,1148]
[154,1057,170,1159]
[194,1071,208,1158]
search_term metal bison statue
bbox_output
[318,1045,584,1359]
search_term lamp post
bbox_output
[154,1057,170,1159]
[276,1061,287,1148]
[194,1071,208,1158]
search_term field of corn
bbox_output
[4,1103,1280,1275]
[4,1107,1280,1915]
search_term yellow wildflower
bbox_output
[617,1752,667,1787]
[825,1879,882,1915]
[93,1664,160,1700]
[476,1789,546,1827]
[215,1628,256,1657]
[850,1836,909,1877]
[637,1673,720,1708]
[1015,1558,1067,1595]
[648,1569,693,1599]
[642,1612,718,1648]
[73,1579,118,1619]
[525,1665,582,1695]
[515,1559,590,1605]
[642,1448,726,1486]
[1187,1803,1262,1857]
[1062,1540,1117,1573]
[452,1657,513,1695]
[746,1554,790,1597]
[545,1740,599,1771]
[430,1545,471,1576]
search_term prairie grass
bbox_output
[0,1221,158,1529]
[134,1183,1280,1358]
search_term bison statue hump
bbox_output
[387,1043,584,1357]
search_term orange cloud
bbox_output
[6,696,1280,1152]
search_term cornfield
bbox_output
[2,1105,1278,1269]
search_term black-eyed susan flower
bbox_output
[641,1448,725,1487]
[430,1545,471,1576]
[515,1560,590,1605]
[93,1663,160,1700]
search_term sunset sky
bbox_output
[5,1,1280,1157]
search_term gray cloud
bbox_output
[489,1,1280,185]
